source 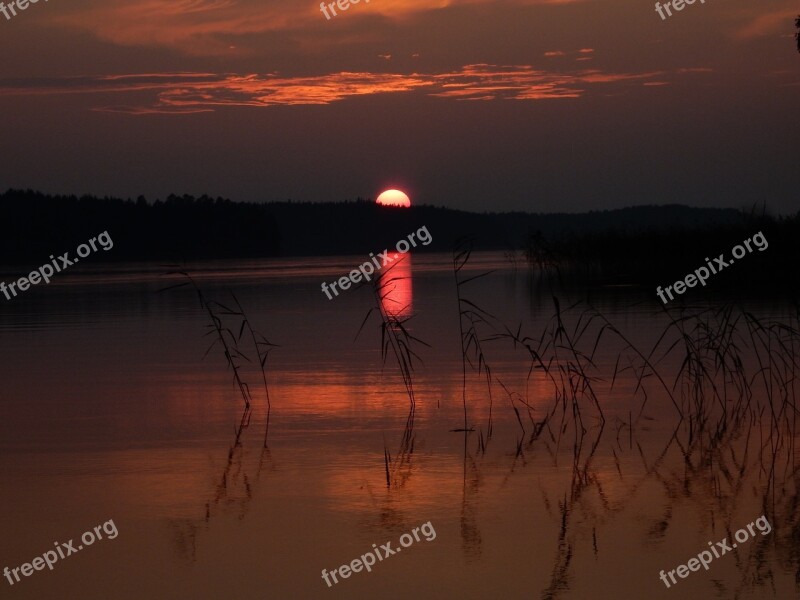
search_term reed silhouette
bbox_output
[160,273,279,560]
[453,236,496,434]
[160,270,278,445]
[437,246,800,596]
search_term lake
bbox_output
[0,251,796,599]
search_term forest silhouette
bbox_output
[0,189,796,293]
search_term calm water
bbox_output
[0,252,797,599]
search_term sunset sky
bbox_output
[0,0,797,212]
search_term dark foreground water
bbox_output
[0,252,797,599]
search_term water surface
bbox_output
[0,252,796,599]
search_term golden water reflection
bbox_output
[378,252,413,319]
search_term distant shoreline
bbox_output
[1,190,795,284]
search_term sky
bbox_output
[0,0,797,213]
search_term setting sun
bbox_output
[376,189,411,208]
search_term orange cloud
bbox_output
[0,65,702,113]
[45,0,313,56]
[735,7,798,39]
[44,0,594,55]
